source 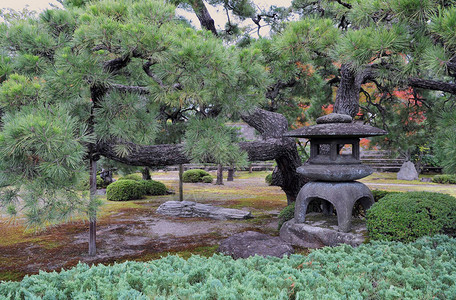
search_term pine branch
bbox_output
[110,83,150,95]
[409,78,456,95]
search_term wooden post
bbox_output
[88,157,97,256]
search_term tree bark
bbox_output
[409,77,456,95]
[227,166,234,181]
[190,0,218,36]
[333,64,375,117]
[141,167,151,180]
[216,164,224,185]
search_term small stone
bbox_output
[316,113,353,124]
[156,201,252,220]
[218,231,294,259]
[397,161,419,181]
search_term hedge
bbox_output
[1,235,456,299]
[432,174,456,184]
[367,191,456,242]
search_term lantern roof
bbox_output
[285,113,387,138]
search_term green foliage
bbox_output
[118,173,143,181]
[96,175,109,189]
[265,173,272,185]
[2,235,456,298]
[370,190,399,202]
[201,175,213,183]
[432,174,456,184]
[182,169,211,183]
[106,180,144,201]
[139,180,168,195]
[184,118,248,167]
[434,109,456,174]
[0,74,42,112]
[277,202,295,230]
[367,192,456,242]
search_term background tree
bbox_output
[0,0,268,255]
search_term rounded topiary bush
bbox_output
[201,175,213,183]
[140,180,167,195]
[366,191,456,242]
[182,169,211,183]
[106,179,144,201]
[118,173,143,181]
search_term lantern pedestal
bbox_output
[294,181,374,233]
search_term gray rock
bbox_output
[156,201,252,220]
[397,161,418,181]
[218,231,294,259]
[280,219,366,248]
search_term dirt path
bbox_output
[0,172,285,280]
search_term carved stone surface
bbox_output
[397,161,419,181]
[285,122,387,138]
[294,181,374,232]
[218,231,294,259]
[316,113,353,124]
[156,201,252,220]
[280,219,366,248]
[297,164,373,181]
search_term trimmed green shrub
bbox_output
[432,174,456,184]
[201,175,213,183]
[371,189,399,202]
[106,179,144,201]
[367,191,456,242]
[96,175,110,189]
[265,173,272,185]
[118,173,143,181]
[278,202,295,230]
[182,169,211,183]
[140,180,167,195]
[2,235,456,299]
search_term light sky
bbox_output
[0,0,293,36]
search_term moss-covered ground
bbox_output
[0,170,453,282]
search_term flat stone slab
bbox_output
[218,231,294,259]
[156,201,252,220]
[280,218,366,248]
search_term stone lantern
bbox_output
[285,113,387,232]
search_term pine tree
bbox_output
[0,0,267,255]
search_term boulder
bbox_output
[218,231,294,259]
[397,161,419,181]
[280,218,366,248]
[156,201,252,220]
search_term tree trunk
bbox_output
[227,166,235,181]
[216,164,224,185]
[88,157,97,256]
[141,167,151,180]
[333,64,375,117]
[190,0,218,36]
[179,164,184,201]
